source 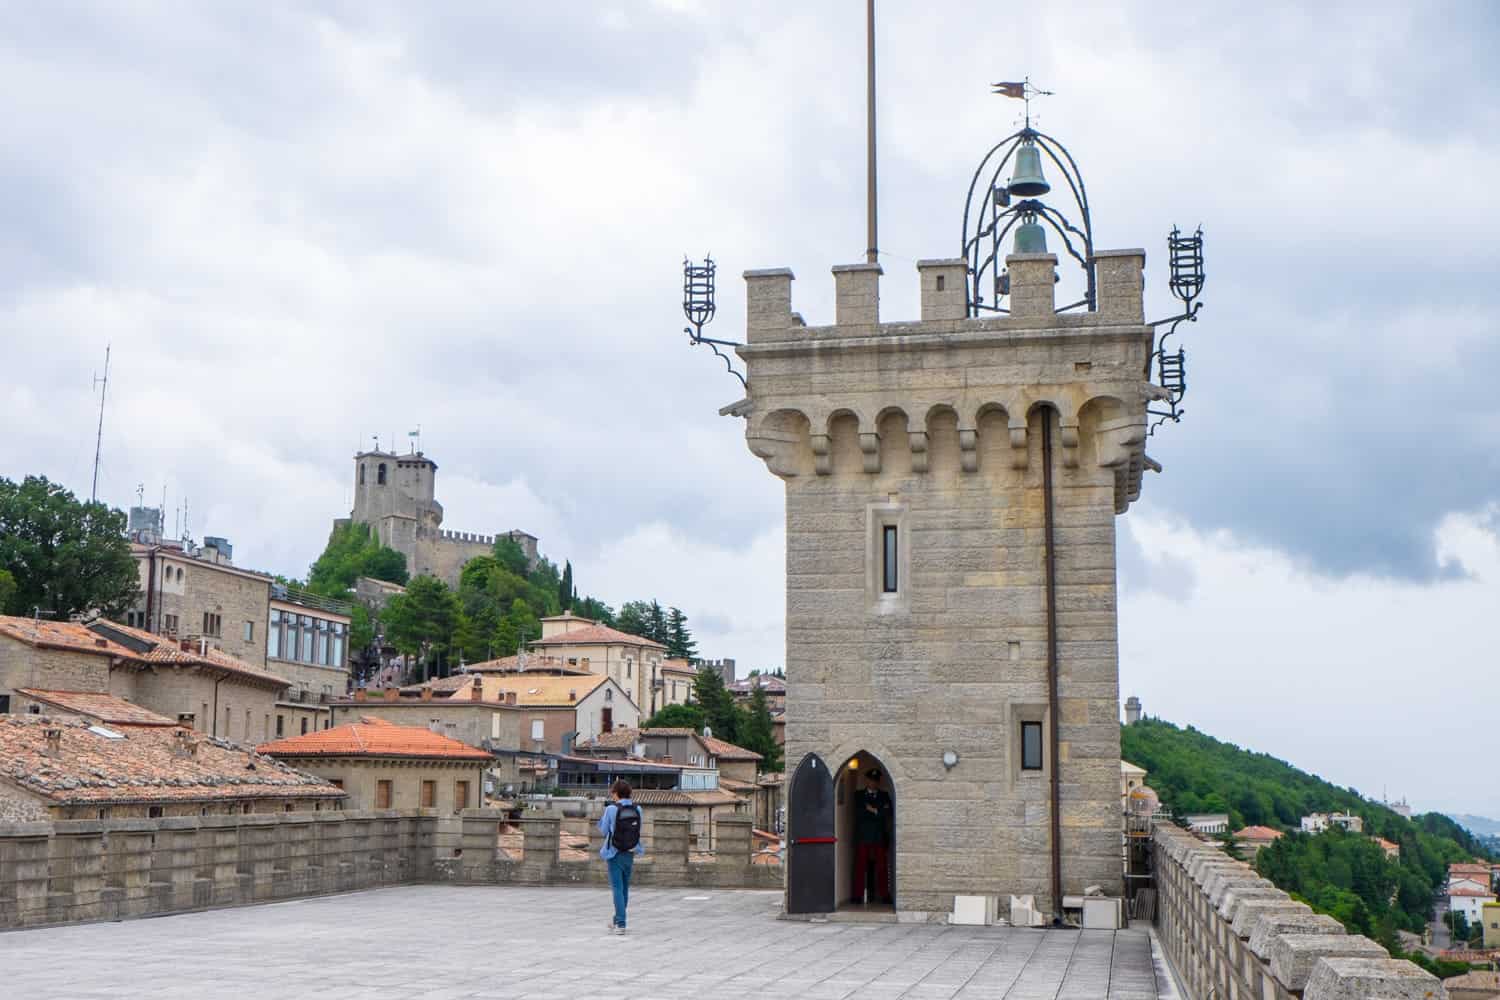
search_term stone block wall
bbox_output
[1152,823,1447,1000]
[0,640,111,702]
[0,810,779,931]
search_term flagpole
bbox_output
[865,0,877,265]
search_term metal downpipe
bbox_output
[1041,408,1064,924]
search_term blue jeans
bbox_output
[607,851,635,928]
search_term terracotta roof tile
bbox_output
[95,620,289,689]
[258,719,493,761]
[530,623,666,650]
[453,674,610,706]
[1233,825,1283,841]
[0,714,343,806]
[702,735,763,762]
[0,616,135,657]
[1447,886,1496,898]
[15,690,177,727]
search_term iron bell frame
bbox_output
[961,127,1097,317]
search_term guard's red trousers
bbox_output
[853,843,890,902]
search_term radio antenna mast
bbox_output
[90,345,111,503]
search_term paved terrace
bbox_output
[6,886,1170,999]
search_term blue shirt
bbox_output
[598,799,644,860]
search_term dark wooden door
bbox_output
[601,708,613,733]
[786,752,835,914]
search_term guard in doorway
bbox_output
[599,778,644,934]
[853,768,893,904]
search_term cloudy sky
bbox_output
[3,4,1497,816]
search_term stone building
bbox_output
[342,448,537,588]
[0,616,291,745]
[527,612,669,719]
[258,716,492,813]
[453,672,639,747]
[0,713,343,822]
[731,240,1157,915]
[660,658,698,708]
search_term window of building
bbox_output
[202,612,222,637]
[300,616,314,662]
[331,623,345,668]
[455,781,469,812]
[322,717,330,730]
[530,719,544,741]
[604,688,612,702]
[275,715,284,737]
[882,525,899,593]
[376,780,392,808]
[1021,721,1044,771]
[268,610,281,658]
[300,718,308,735]
[626,661,632,679]
[421,780,436,808]
[316,619,330,665]
[377,463,387,485]
[176,567,184,583]
[148,806,163,818]
[0,694,8,714]
[164,614,178,635]
[244,620,254,642]
[359,464,365,485]
[567,657,578,666]
[242,803,253,815]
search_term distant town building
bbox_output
[450,672,640,747]
[527,612,667,717]
[698,658,736,685]
[343,448,537,588]
[728,673,786,710]
[1448,884,1499,927]
[1300,811,1364,834]
[1120,760,1148,807]
[1123,695,1142,725]
[1449,862,1494,889]
[0,713,343,821]
[258,716,492,812]
[1383,795,1413,818]
[659,658,698,708]
[0,616,293,744]
[1441,971,1500,1000]
[1183,814,1230,836]
[1372,836,1400,861]
[1481,900,1500,950]
[1233,826,1285,858]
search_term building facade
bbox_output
[734,245,1153,915]
[343,448,537,588]
[528,613,668,718]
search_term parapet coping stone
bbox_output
[1231,898,1311,939]
[1270,935,1392,992]
[1189,854,1233,880]
[1208,873,1272,906]
[1248,911,1347,960]
[1219,884,1292,921]
[1302,955,1443,1000]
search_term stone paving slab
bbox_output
[2,885,1165,999]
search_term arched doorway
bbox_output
[786,753,835,914]
[836,751,895,910]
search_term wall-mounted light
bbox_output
[848,758,860,771]
[942,750,959,770]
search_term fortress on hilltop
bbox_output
[337,449,537,588]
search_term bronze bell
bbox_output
[1014,220,1048,254]
[1007,143,1051,198]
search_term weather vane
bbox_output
[681,255,746,390]
[991,77,1053,128]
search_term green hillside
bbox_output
[1122,717,1491,954]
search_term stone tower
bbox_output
[733,246,1157,917]
[1124,695,1142,725]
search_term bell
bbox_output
[1007,143,1051,198]
[1014,220,1048,254]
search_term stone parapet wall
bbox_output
[1153,823,1446,1000]
[0,810,778,932]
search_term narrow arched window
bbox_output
[377,463,387,485]
[359,464,366,485]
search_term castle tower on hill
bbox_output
[734,247,1156,916]
[343,449,537,588]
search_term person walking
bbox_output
[598,778,644,934]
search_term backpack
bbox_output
[610,803,641,852]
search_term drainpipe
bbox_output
[145,546,157,632]
[1041,408,1064,925]
[211,671,226,738]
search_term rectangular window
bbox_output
[491,713,501,739]
[275,715,284,737]
[268,610,281,659]
[331,623,345,668]
[300,616,314,662]
[421,780,436,808]
[530,719,544,741]
[1021,721,1044,771]
[455,781,469,812]
[202,612,222,637]
[164,613,178,634]
[376,780,392,809]
[243,621,254,642]
[0,694,8,713]
[300,718,308,735]
[882,525,899,593]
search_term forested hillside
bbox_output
[1123,717,1491,954]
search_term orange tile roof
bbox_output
[530,623,666,650]
[257,718,493,761]
[456,673,611,706]
[1373,837,1399,850]
[94,620,289,689]
[0,715,343,806]
[702,734,763,762]
[1233,825,1283,842]
[15,689,177,727]
[0,616,136,657]
[1448,886,1496,898]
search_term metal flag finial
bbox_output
[991,77,1053,128]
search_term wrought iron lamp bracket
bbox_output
[681,254,747,390]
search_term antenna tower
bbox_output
[90,345,111,503]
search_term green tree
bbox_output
[0,569,14,612]
[692,666,739,744]
[616,600,650,639]
[382,576,461,681]
[665,606,698,660]
[559,561,574,610]
[574,596,614,626]
[0,476,139,618]
[643,702,705,731]
[738,686,783,772]
[306,522,407,597]
[493,536,530,576]
[645,600,668,644]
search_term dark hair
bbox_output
[611,778,633,799]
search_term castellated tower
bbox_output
[345,450,538,588]
[736,248,1156,917]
